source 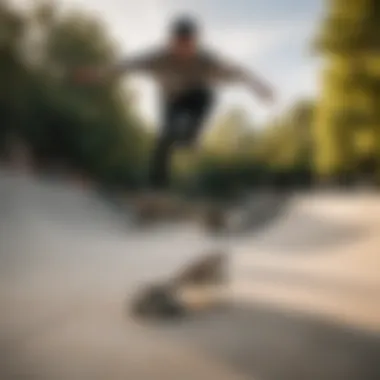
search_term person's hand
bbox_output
[257,85,276,106]
[247,75,276,106]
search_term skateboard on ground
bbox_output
[129,250,229,320]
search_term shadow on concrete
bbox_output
[158,301,380,380]
[225,191,292,237]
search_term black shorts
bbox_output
[160,87,214,146]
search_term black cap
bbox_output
[171,16,199,38]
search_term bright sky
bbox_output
[59,0,324,127]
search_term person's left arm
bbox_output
[208,54,275,104]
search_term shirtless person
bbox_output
[76,15,275,193]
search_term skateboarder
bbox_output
[76,15,275,193]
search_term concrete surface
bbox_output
[0,170,379,380]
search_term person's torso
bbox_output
[149,49,218,97]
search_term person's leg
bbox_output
[176,87,214,146]
[148,88,214,191]
[148,97,180,191]
[148,134,175,190]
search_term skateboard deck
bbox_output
[129,250,229,321]
[130,193,229,232]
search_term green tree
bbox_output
[0,0,30,154]
[0,0,149,187]
[314,0,380,183]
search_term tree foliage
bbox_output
[314,0,380,183]
[0,0,150,187]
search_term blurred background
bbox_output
[1,0,379,193]
[1,1,380,380]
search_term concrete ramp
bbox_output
[0,171,379,380]
[231,193,380,329]
[0,172,244,380]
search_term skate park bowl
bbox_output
[1,169,379,380]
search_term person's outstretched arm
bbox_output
[74,51,159,83]
[235,68,275,104]
[210,55,275,104]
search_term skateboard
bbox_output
[130,192,229,232]
[129,250,229,320]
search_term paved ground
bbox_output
[0,170,379,380]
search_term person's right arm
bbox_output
[74,51,160,83]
